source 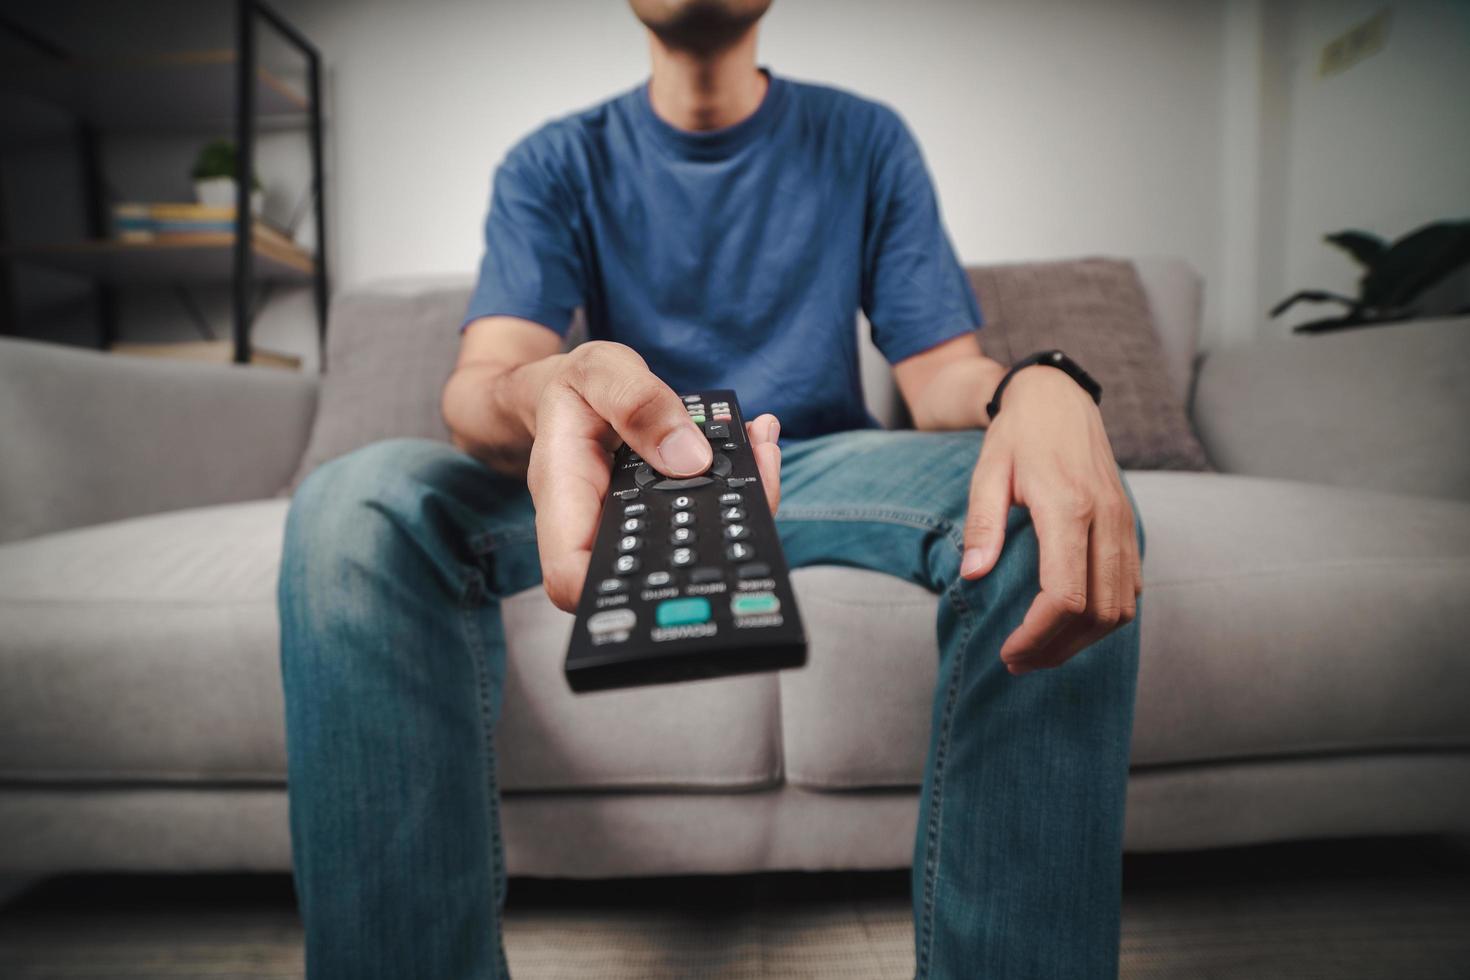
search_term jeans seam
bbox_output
[459,572,506,980]
[917,575,975,979]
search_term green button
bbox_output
[731,593,780,617]
[689,414,706,424]
[656,597,711,627]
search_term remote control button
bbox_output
[653,476,715,491]
[731,592,780,617]
[736,562,771,579]
[725,542,754,562]
[710,454,732,477]
[597,577,627,594]
[723,524,749,541]
[634,465,657,488]
[673,496,693,509]
[618,535,641,553]
[714,414,732,422]
[644,571,672,588]
[671,547,695,567]
[726,477,753,488]
[670,527,695,545]
[588,608,636,636]
[689,567,723,584]
[614,554,640,575]
[721,507,745,522]
[621,518,644,533]
[719,492,742,505]
[722,441,738,450]
[623,503,647,517]
[682,395,702,403]
[689,415,706,424]
[706,423,730,439]
[656,596,711,627]
[614,488,640,500]
[672,510,695,527]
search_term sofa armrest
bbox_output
[1192,317,1470,500]
[0,339,319,543]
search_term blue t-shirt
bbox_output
[465,70,981,440]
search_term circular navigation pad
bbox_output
[634,453,732,491]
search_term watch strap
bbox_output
[986,349,1103,421]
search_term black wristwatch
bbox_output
[986,349,1102,421]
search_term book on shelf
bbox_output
[111,202,300,252]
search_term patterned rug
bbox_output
[2,839,1467,978]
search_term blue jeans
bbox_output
[280,429,1141,978]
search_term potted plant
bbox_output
[1272,219,1470,333]
[192,139,264,215]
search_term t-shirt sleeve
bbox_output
[462,142,585,335]
[861,110,983,364]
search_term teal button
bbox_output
[731,593,780,617]
[656,597,711,627]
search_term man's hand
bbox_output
[526,341,782,612]
[959,366,1141,675]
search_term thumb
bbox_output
[960,450,1012,580]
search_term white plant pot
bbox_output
[194,176,263,216]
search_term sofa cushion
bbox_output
[966,258,1210,471]
[778,473,1470,788]
[287,281,467,490]
[0,501,782,792]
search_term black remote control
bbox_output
[564,390,807,693]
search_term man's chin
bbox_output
[632,0,772,55]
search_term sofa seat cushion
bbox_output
[0,501,782,792]
[778,473,1470,788]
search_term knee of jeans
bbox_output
[283,438,453,587]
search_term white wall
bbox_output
[278,0,1229,339]
[1273,0,1470,333]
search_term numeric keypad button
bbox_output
[670,527,695,545]
[672,510,695,527]
[725,542,754,562]
[673,495,693,510]
[618,535,642,552]
[721,507,745,523]
[614,554,640,575]
[621,518,644,533]
[723,524,749,541]
[671,548,695,567]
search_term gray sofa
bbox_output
[2,257,1468,879]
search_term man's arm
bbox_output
[893,332,1143,675]
[443,315,781,612]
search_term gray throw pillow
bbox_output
[967,258,1210,470]
[285,283,470,490]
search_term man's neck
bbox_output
[646,28,766,132]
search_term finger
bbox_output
[565,343,711,477]
[1043,514,1126,668]
[999,496,1090,667]
[746,414,781,514]
[960,450,1012,579]
[525,398,615,611]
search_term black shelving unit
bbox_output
[0,0,328,366]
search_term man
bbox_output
[279,0,1143,976]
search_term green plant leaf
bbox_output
[1324,230,1386,269]
[1365,220,1470,308]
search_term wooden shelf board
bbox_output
[0,49,308,133]
[2,235,316,284]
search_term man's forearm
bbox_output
[908,354,1008,431]
[442,354,565,475]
